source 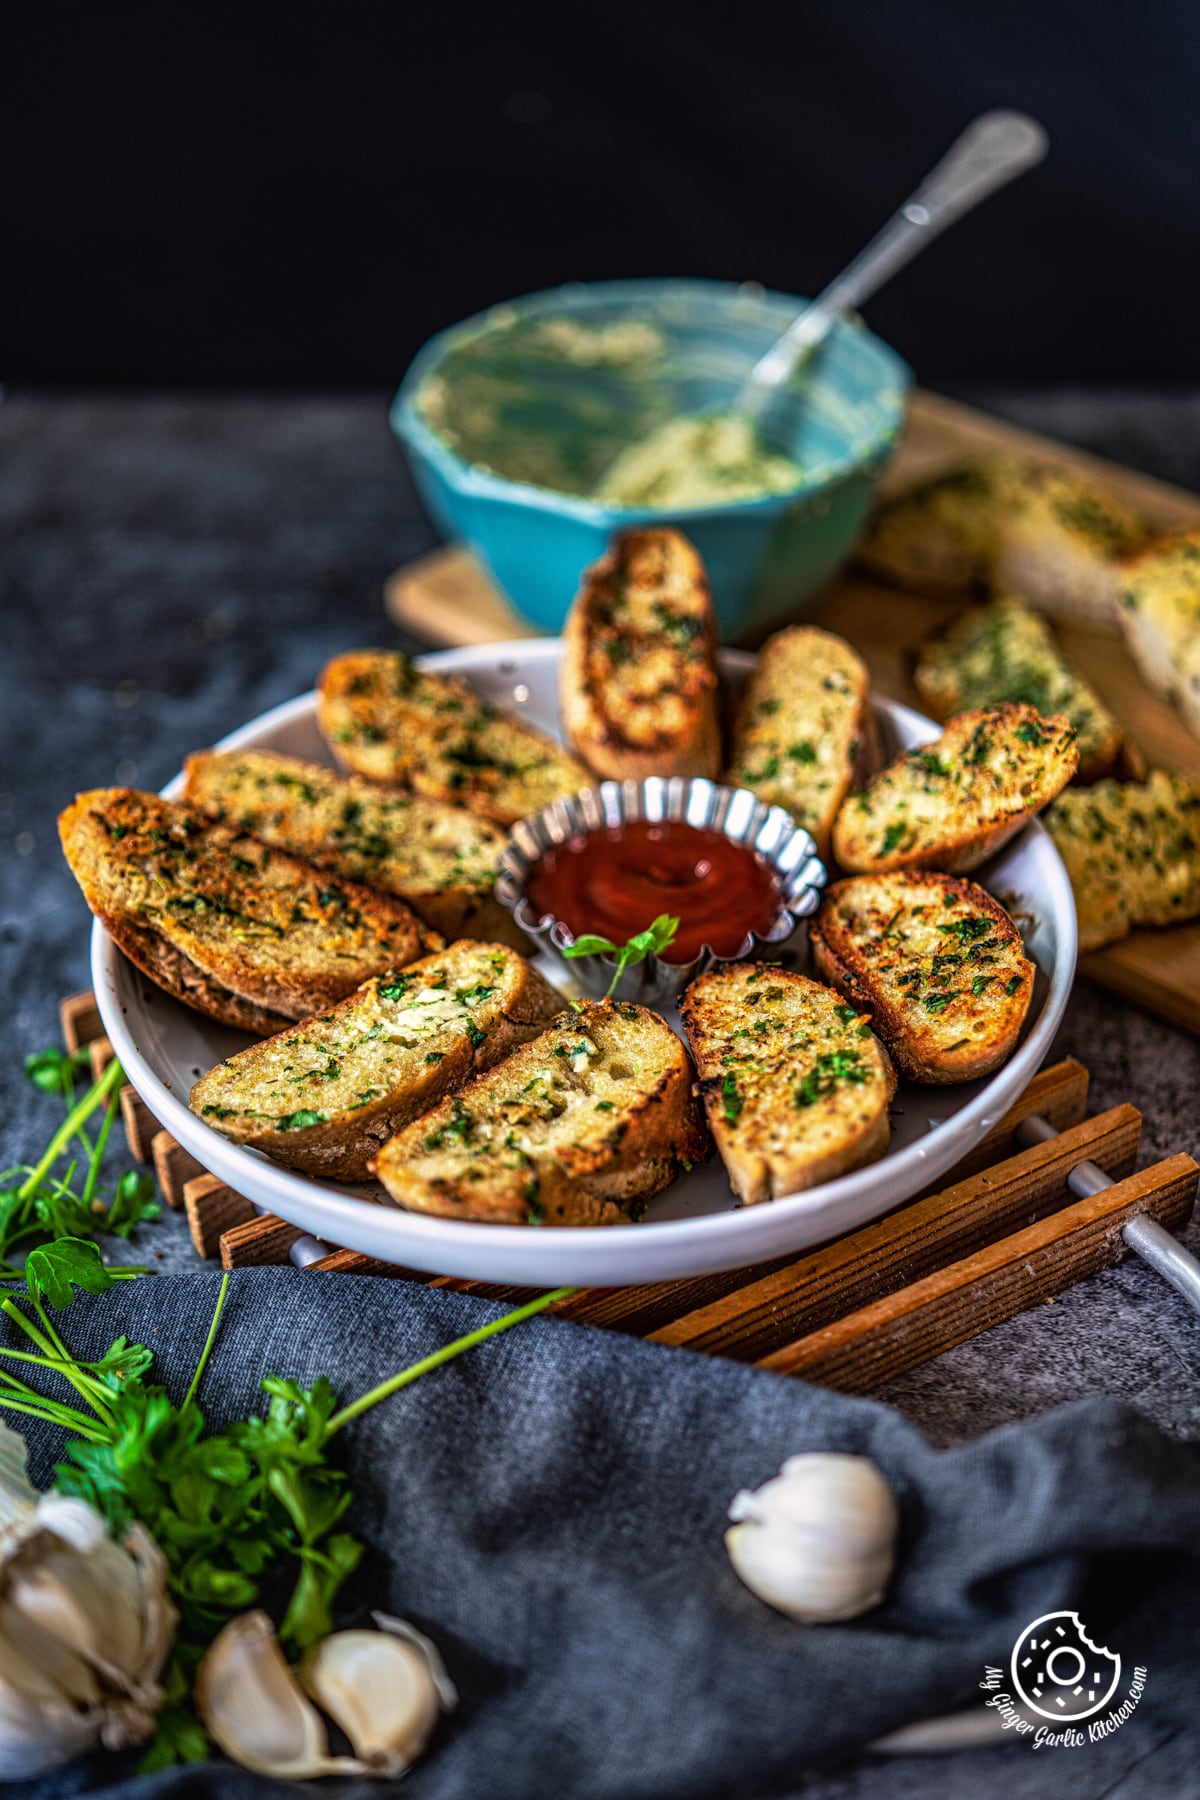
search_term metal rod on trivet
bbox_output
[1016,1115,1200,1315]
[288,1234,332,1269]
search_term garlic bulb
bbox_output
[725,1452,899,1622]
[195,1611,367,1779]
[0,1420,176,1779]
[299,1612,458,1775]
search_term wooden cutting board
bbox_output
[385,388,1200,1036]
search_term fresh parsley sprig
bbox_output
[562,913,680,999]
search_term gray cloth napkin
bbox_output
[6,1269,1199,1800]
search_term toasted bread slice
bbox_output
[913,597,1140,784]
[60,789,438,1033]
[809,872,1034,1084]
[857,458,1020,596]
[725,626,876,861]
[559,528,720,781]
[183,748,524,948]
[1116,530,1200,737]
[371,1001,708,1226]
[993,465,1146,627]
[190,941,564,1179]
[317,649,588,827]
[1044,772,1200,950]
[680,965,894,1205]
[832,704,1079,877]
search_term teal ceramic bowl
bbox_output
[390,278,911,639]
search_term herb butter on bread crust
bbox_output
[559,527,720,781]
[371,1001,708,1226]
[725,626,876,862]
[183,748,523,948]
[810,872,1034,1083]
[1116,530,1200,737]
[59,788,438,1034]
[680,965,894,1205]
[190,941,565,1179]
[1044,772,1200,951]
[317,649,588,827]
[913,597,1140,785]
[832,703,1079,877]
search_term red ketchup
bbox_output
[525,819,783,964]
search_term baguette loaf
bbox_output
[183,748,523,947]
[832,703,1079,877]
[59,788,437,1034]
[912,597,1140,784]
[190,940,564,1178]
[809,872,1034,1083]
[317,649,588,826]
[680,965,894,1205]
[371,1000,708,1226]
[1116,530,1200,737]
[1044,771,1200,950]
[725,626,876,861]
[559,528,720,780]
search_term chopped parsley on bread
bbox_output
[59,788,438,1034]
[190,941,564,1179]
[810,872,1034,1083]
[317,649,588,827]
[832,703,1079,877]
[1044,772,1200,950]
[559,527,720,780]
[725,626,876,861]
[1116,530,1200,737]
[183,748,524,947]
[680,965,894,1204]
[913,597,1141,784]
[371,1000,708,1226]
[860,456,1146,625]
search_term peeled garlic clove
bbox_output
[726,1452,899,1623]
[299,1614,456,1776]
[196,1610,366,1779]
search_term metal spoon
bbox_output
[737,109,1049,417]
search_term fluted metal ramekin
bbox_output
[495,777,827,1005]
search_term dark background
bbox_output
[4,1,1198,390]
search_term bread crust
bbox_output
[317,649,587,827]
[371,1000,709,1226]
[680,964,895,1205]
[559,528,720,781]
[809,872,1034,1084]
[725,625,877,862]
[190,942,565,1179]
[60,788,438,1029]
[832,703,1079,877]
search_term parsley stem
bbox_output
[0,1393,109,1441]
[1,1297,114,1425]
[17,1059,125,1206]
[323,1287,576,1438]
[182,1272,230,1412]
[81,1083,122,1208]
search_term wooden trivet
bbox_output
[62,991,1200,1394]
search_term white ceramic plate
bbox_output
[92,643,1077,1286]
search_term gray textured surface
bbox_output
[3,391,1200,1800]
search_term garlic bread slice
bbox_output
[857,458,1021,596]
[372,1001,708,1226]
[183,748,523,947]
[832,704,1078,877]
[559,528,720,780]
[318,649,587,827]
[913,597,1139,784]
[680,966,894,1205]
[190,941,564,1178]
[1044,771,1200,950]
[1116,529,1200,737]
[810,873,1033,1083]
[725,626,876,861]
[993,464,1146,627]
[59,788,438,1034]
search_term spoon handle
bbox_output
[739,110,1048,412]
